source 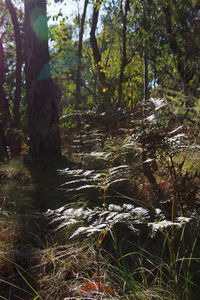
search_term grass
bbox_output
[0,155,200,299]
[101,220,200,300]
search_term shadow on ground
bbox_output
[0,156,75,299]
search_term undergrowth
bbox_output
[0,97,200,299]
[44,201,200,299]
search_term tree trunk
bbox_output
[6,0,22,129]
[161,5,193,94]
[143,49,149,102]
[75,0,89,110]
[0,37,11,159]
[90,0,111,111]
[118,0,130,106]
[24,0,61,160]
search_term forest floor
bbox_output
[0,156,81,299]
[0,110,200,299]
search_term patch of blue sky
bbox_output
[47,0,84,24]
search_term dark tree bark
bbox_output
[143,49,149,102]
[6,0,22,129]
[24,0,61,160]
[75,0,89,110]
[161,4,195,95]
[0,37,11,159]
[118,0,130,106]
[90,0,111,111]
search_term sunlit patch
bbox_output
[30,7,48,40]
[79,282,114,295]
[102,87,108,93]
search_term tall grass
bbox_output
[102,220,200,300]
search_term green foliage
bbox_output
[0,0,24,104]
[46,0,199,112]
[0,0,199,298]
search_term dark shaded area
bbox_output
[26,156,77,210]
[0,156,76,299]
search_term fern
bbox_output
[45,203,194,240]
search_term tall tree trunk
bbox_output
[24,0,61,160]
[90,0,111,111]
[118,0,130,107]
[6,0,22,129]
[75,0,89,110]
[143,49,149,102]
[0,38,11,159]
[161,4,193,94]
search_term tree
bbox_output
[24,0,61,160]
[75,0,89,110]
[0,0,24,158]
[160,0,200,96]
[117,0,130,106]
[90,0,111,111]
[98,0,144,108]
[0,36,11,159]
[5,0,22,129]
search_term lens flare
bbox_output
[30,7,48,40]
